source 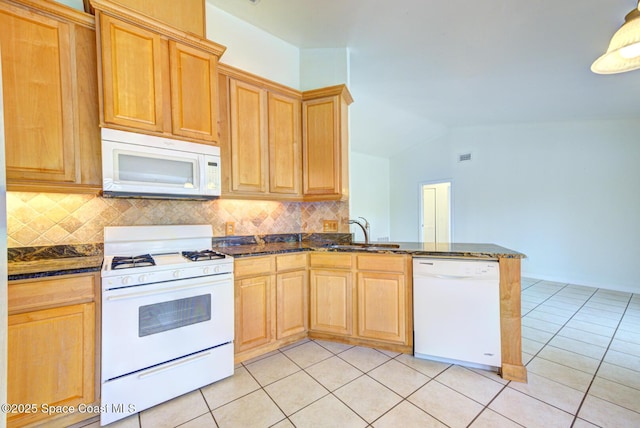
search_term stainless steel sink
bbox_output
[328,243,401,251]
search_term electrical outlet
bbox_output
[323,220,339,232]
[225,222,235,235]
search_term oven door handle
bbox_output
[106,280,227,301]
[137,351,212,380]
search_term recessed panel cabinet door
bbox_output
[8,303,95,427]
[99,14,165,132]
[302,97,339,195]
[309,269,352,335]
[235,275,275,352]
[229,79,268,192]
[169,41,218,143]
[268,92,301,195]
[0,5,75,182]
[276,269,308,339]
[357,272,406,343]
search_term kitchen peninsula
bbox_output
[212,235,528,383]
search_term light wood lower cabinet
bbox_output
[234,251,412,361]
[309,264,353,336]
[7,272,99,428]
[358,272,405,341]
[234,253,308,363]
[308,252,412,352]
[276,269,308,339]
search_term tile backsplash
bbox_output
[7,192,350,247]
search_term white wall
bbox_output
[390,119,640,293]
[300,48,350,90]
[349,152,390,242]
[205,4,300,88]
[390,134,453,241]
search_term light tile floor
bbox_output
[81,278,640,428]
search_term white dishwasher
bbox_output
[413,257,501,370]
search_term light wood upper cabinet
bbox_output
[7,272,98,427]
[269,92,301,195]
[99,14,165,132]
[0,0,101,193]
[100,0,205,36]
[302,85,353,200]
[229,78,268,193]
[219,65,302,199]
[169,41,218,142]
[92,0,225,144]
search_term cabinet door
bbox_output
[268,92,301,195]
[302,96,340,196]
[99,14,165,132]
[356,272,406,343]
[0,4,76,183]
[8,303,95,427]
[107,0,205,37]
[229,79,268,193]
[169,41,218,143]
[309,269,352,335]
[235,275,275,352]
[276,269,308,339]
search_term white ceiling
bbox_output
[206,0,640,157]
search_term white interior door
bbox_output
[421,182,451,244]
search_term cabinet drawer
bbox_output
[276,253,307,272]
[8,273,97,315]
[309,253,352,269]
[235,256,275,278]
[357,254,406,273]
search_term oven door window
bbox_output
[138,294,211,337]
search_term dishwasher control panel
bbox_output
[413,258,499,279]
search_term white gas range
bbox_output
[100,225,234,426]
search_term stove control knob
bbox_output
[214,265,221,273]
[121,276,131,286]
[138,274,147,283]
[202,267,210,275]
[173,270,181,279]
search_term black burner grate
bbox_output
[181,250,226,261]
[111,254,156,270]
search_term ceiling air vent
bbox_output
[458,152,472,162]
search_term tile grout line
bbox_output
[570,292,637,427]
[494,282,601,422]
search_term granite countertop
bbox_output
[219,240,525,259]
[8,244,103,281]
[8,235,524,280]
[8,256,104,280]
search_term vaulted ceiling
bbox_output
[206,0,640,156]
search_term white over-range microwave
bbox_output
[101,128,221,200]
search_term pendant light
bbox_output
[591,1,640,74]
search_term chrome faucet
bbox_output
[348,217,370,244]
